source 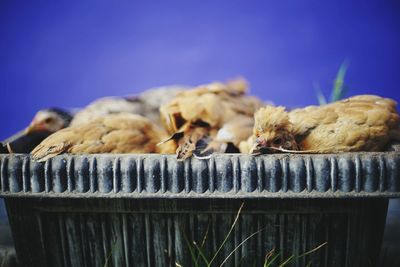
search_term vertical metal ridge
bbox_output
[78,214,88,267]
[58,214,71,267]
[145,214,153,266]
[184,158,191,193]
[313,156,330,192]
[166,216,174,265]
[323,214,330,267]
[110,213,124,266]
[305,156,313,192]
[300,214,308,266]
[44,159,52,193]
[9,156,22,193]
[279,214,286,262]
[1,156,9,192]
[281,157,289,192]
[232,156,240,193]
[168,158,184,193]
[209,157,216,193]
[361,155,378,192]
[65,215,85,266]
[89,157,97,193]
[292,214,301,267]
[240,156,257,192]
[330,157,338,192]
[263,157,281,192]
[256,157,265,192]
[136,157,144,193]
[144,156,161,193]
[122,214,131,267]
[30,158,43,193]
[0,156,3,192]
[354,155,361,192]
[52,156,67,193]
[386,154,400,192]
[120,157,135,193]
[75,157,89,193]
[100,214,110,267]
[289,156,306,193]
[378,155,386,192]
[66,157,75,192]
[35,213,47,265]
[344,211,352,267]
[160,156,167,193]
[173,213,185,266]
[192,158,208,193]
[337,156,353,193]
[216,156,233,193]
[22,156,30,192]
[113,157,121,193]
[97,157,113,193]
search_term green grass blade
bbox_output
[183,231,200,267]
[314,82,327,105]
[193,241,211,266]
[196,220,211,264]
[278,255,295,267]
[264,253,281,267]
[330,61,349,102]
[208,202,245,266]
[218,227,266,267]
[297,242,327,258]
[103,239,119,267]
[263,248,275,266]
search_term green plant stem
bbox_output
[219,227,266,267]
[208,202,245,267]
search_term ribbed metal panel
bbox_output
[0,153,399,198]
[5,198,388,267]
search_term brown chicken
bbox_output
[31,113,176,162]
[70,85,186,126]
[159,79,264,160]
[248,95,400,154]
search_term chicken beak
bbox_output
[249,142,263,155]
[24,123,45,134]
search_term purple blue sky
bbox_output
[0,0,399,140]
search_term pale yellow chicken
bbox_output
[247,95,400,154]
[159,78,264,160]
[31,113,176,162]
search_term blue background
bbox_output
[1,0,400,140]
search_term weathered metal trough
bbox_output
[0,150,399,266]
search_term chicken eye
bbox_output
[273,137,283,146]
[44,118,54,123]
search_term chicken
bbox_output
[1,108,72,153]
[70,86,186,126]
[31,113,176,162]
[159,79,264,160]
[249,95,400,154]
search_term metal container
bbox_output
[1,152,399,267]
